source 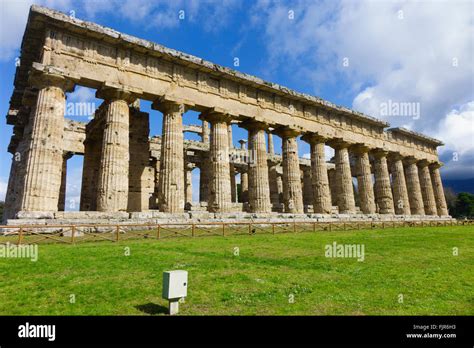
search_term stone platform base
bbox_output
[4,210,453,228]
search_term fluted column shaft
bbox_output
[241,170,249,203]
[207,113,232,213]
[96,96,131,212]
[281,131,304,213]
[390,154,411,215]
[302,135,332,214]
[302,167,313,207]
[267,131,275,154]
[20,74,74,212]
[418,161,437,215]
[185,164,193,206]
[332,143,356,214]
[373,151,394,214]
[404,158,425,215]
[247,125,271,213]
[430,163,448,216]
[154,101,185,213]
[353,148,376,214]
[201,120,210,143]
[268,160,280,209]
[58,154,68,211]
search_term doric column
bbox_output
[150,158,160,209]
[404,157,425,215]
[241,169,249,203]
[268,159,280,210]
[267,131,275,154]
[418,160,437,215]
[372,150,395,214]
[429,162,449,216]
[241,121,272,213]
[202,112,232,213]
[185,162,194,207]
[301,134,332,214]
[228,124,237,203]
[20,72,74,212]
[388,153,411,215]
[58,153,72,211]
[327,168,336,207]
[278,128,304,213]
[95,88,134,212]
[328,140,356,214]
[202,120,210,143]
[153,100,186,213]
[352,145,376,214]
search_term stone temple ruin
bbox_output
[3,6,451,226]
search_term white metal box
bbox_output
[162,270,188,300]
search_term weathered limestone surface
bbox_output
[245,122,271,213]
[302,134,332,214]
[154,101,185,213]
[240,169,249,203]
[331,142,356,214]
[389,153,411,215]
[280,129,304,213]
[20,72,74,212]
[184,162,194,206]
[58,154,70,211]
[430,163,449,216]
[206,113,232,213]
[96,90,133,212]
[373,150,395,214]
[418,160,438,216]
[404,158,425,215]
[353,146,376,214]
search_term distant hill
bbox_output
[443,178,474,194]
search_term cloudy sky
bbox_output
[0,0,472,206]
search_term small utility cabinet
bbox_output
[162,270,188,315]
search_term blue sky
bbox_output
[0,0,473,207]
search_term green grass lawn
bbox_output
[0,226,472,315]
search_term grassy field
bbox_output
[0,226,472,315]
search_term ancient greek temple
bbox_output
[2,6,450,225]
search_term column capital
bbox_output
[239,119,269,131]
[274,126,302,138]
[350,143,371,155]
[417,159,432,168]
[429,161,443,170]
[371,148,389,158]
[199,110,233,124]
[238,139,247,149]
[403,156,419,165]
[152,96,190,113]
[301,132,327,144]
[96,86,138,104]
[327,138,351,149]
[29,70,75,93]
[387,152,404,162]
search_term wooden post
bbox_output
[192,224,195,237]
[343,222,346,231]
[222,223,225,236]
[313,222,316,233]
[293,220,296,233]
[71,225,76,244]
[157,225,161,239]
[249,223,252,235]
[329,223,332,232]
[272,223,275,235]
[17,227,23,246]
[116,225,120,241]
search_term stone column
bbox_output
[329,140,356,214]
[372,150,395,214]
[389,153,411,215]
[352,145,376,214]
[95,89,134,212]
[302,167,313,207]
[302,134,332,214]
[228,124,237,203]
[203,112,232,213]
[240,169,249,203]
[418,160,437,215]
[153,100,185,213]
[20,72,74,212]
[58,153,71,211]
[327,168,336,207]
[185,163,194,207]
[202,120,210,143]
[267,131,275,154]
[244,121,272,213]
[430,162,449,216]
[268,159,280,210]
[279,128,304,213]
[404,157,425,215]
[150,158,160,209]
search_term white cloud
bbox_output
[0,177,8,201]
[254,0,474,179]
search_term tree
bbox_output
[455,192,474,218]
